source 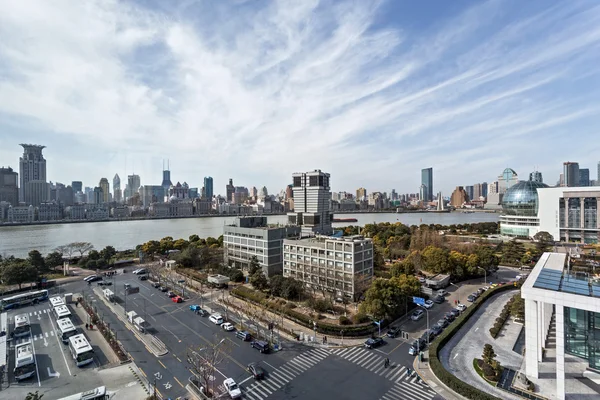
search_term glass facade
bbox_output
[501,180,549,216]
[565,306,600,370]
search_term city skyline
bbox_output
[2,1,600,194]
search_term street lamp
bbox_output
[477,266,487,286]
[417,305,430,345]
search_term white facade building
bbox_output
[38,201,62,221]
[86,204,109,220]
[7,205,35,223]
[287,170,333,236]
[522,252,600,399]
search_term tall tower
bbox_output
[161,160,172,195]
[226,179,235,202]
[19,144,48,205]
[421,167,433,202]
[563,162,580,187]
[0,167,19,205]
[99,178,110,203]
[204,176,214,199]
[287,170,332,236]
[113,174,122,203]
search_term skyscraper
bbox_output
[356,187,367,202]
[204,176,214,199]
[226,179,235,202]
[93,187,103,204]
[563,162,580,187]
[71,181,83,193]
[0,167,19,205]
[421,167,433,202]
[529,171,543,183]
[127,174,141,194]
[287,170,332,236]
[99,178,110,203]
[579,168,590,187]
[465,185,474,201]
[113,174,122,203]
[161,161,172,195]
[19,144,49,205]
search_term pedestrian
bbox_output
[89,324,93,330]
[384,358,390,368]
[85,323,89,330]
[406,367,411,376]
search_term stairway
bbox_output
[545,313,556,354]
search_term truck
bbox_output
[207,274,229,288]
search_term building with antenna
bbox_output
[161,160,172,197]
[113,174,121,203]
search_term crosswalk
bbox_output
[379,381,438,400]
[15,330,55,345]
[243,348,330,400]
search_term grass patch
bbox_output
[473,359,500,385]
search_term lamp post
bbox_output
[418,304,430,345]
[477,266,487,286]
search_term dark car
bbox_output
[247,363,265,380]
[450,308,461,318]
[152,282,161,288]
[386,326,401,338]
[420,330,434,343]
[251,340,269,353]
[160,286,168,292]
[467,294,476,303]
[444,312,456,322]
[167,291,176,298]
[138,275,148,281]
[431,324,443,336]
[97,281,112,286]
[409,339,425,355]
[436,318,449,329]
[432,295,445,304]
[87,276,103,283]
[364,337,384,349]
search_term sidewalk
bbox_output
[413,351,469,400]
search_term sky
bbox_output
[1,0,600,197]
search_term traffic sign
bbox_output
[412,296,425,306]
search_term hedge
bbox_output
[489,297,514,338]
[428,283,520,400]
[232,286,377,336]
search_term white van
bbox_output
[209,314,224,325]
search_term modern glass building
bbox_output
[499,179,548,237]
[523,252,600,399]
[421,168,433,202]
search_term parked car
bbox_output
[236,331,252,341]
[190,305,202,312]
[152,282,161,288]
[444,312,456,322]
[477,288,486,295]
[172,296,183,303]
[223,378,242,399]
[364,337,384,349]
[431,324,443,336]
[436,318,449,329]
[457,303,467,312]
[138,275,148,281]
[84,275,102,282]
[97,281,112,286]
[481,286,490,291]
[247,363,265,380]
[467,294,476,303]
[167,291,176,298]
[450,308,461,318]
[83,275,97,282]
[222,322,235,331]
[408,339,425,355]
[160,286,168,292]
[251,340,269,353]
[133,268,147,275]
[437,289,449,296]
[209,314,224,325]
[423,300,434,309]
[386,326,401,338]
[411,309,425,321]
[432,295,445,304]
[420,329,435,343]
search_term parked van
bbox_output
[251,340,269,353]
[236,331,251,341]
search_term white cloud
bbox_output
[1,0,600,194]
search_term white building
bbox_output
[112,205,131,218]
[67,204,86,220]
[283,235,373,300]
[38,201,62,221]
[7,205,35,223]
[86,204,109,220]
[287,170,333,236]
[522,252,600,399]
[149,200,193,217]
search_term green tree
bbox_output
[173,238,189,250]
[25,391,44,400]
[28,250,47,274]
[86,259,98,269]
[2,262,38,289]
[228,268,244,283]
[359,278,403,320]
[250,271,269,291]
[422,246,450,274]
[474,245,498,268]
[44,251,64,271]
[206,236,219,247]
[248,256,260,275]
[533,231,554,253]
[482,343,496,366]
[281,277,304,300]
[99,245,117,260]
[510,294,525,320]
[159,236,175,253]
[269,274,285,297]
[189,234,200,243]
[501,240,525,265]
[87,250,100,260]
[141,240,160,257]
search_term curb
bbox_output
[129,364,151,396]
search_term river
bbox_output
[0,212,498,258]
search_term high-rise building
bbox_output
[356,187,367,202]
[203,177,213,199]
[419,184,427,202]
[71,181,83,193]
[579,168,590,187]
[19,144,48,205]
[529,171,543,183]
[226,179,235,202]
[99,178,110,203]
[287,170,333,236]
[0,167,19,206]
[563,162,580,187]
[84,187,93,203]
[450,186,469,208]
[286,185,293,200]
[481,182,488,198]
[473,183,483,200]
[465,185,474,201]
[113,174,122,203]
[421,167,433,202]
[161,161,172,195]
[93,187,103,204]
[390,189,398,201]
[127,174,141,196]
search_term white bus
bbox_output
[0,289,49,310]
[57,318,78,344]
[13,313,31,338]
[68,334,94,367]
[14,341,36,381]
[49,296,65,308]
[54,305,72,320]
[57,386,109,400]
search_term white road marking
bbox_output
[475,327,479,332]
[30,335,41,387]
[263,361,277,370]
[47,312,72,376]
[47,367,60,378]
[453,353,458,359]
[238,375,254,385]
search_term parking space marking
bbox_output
[174,376,184,388]
[158,360,167,369]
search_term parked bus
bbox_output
[54,305,72,320]
[68,334,94,367]
[57,386,109,400]
[49,295,65,308]
[57,318,78,344]
[0,289,48,310]
[14,341,36,381]
[13,313,31,338]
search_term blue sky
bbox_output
[1,0,600,197]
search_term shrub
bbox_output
[527,381,535,392]
[339,316,352,325]
[482,363,495,378]
[353,312,370,324]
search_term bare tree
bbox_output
[353,272,372,303]
[146,262,163,284]
[72,242,94,257]
[187,336,231,397]
[55,244,77,261]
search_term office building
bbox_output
[465,185,474,201]
[7,205,35,223]
[161,161,172,194]
[99,178,110,203]
[38,201,63,221]
[356,187,367,202]
[84,187,93,203]
[204,177,214,199]
[86,204,110,220]
[421,168,433,202]
[149,199,194,218]
[139,185,167,208]
[71,181,83,194]
[522,252,600,400]
[283,235,374,300]
[24,180,50,207]
[419,185,427,203]
[56,184,73,206]
[450,186,469,208]
[563,162,580,187]
[113,174,122,203]
[223,216,301,276]
[226,179,235,202]
[19,144,50,207]
[93,187,103,204]
[287,170,333,236]
[0,167,19,206]
[499,178,549,237]
[127,174,141,196]
[530,171,543,183]
[233,186,249,204]
[580,168,590,187]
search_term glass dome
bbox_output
[501,180,549,216]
